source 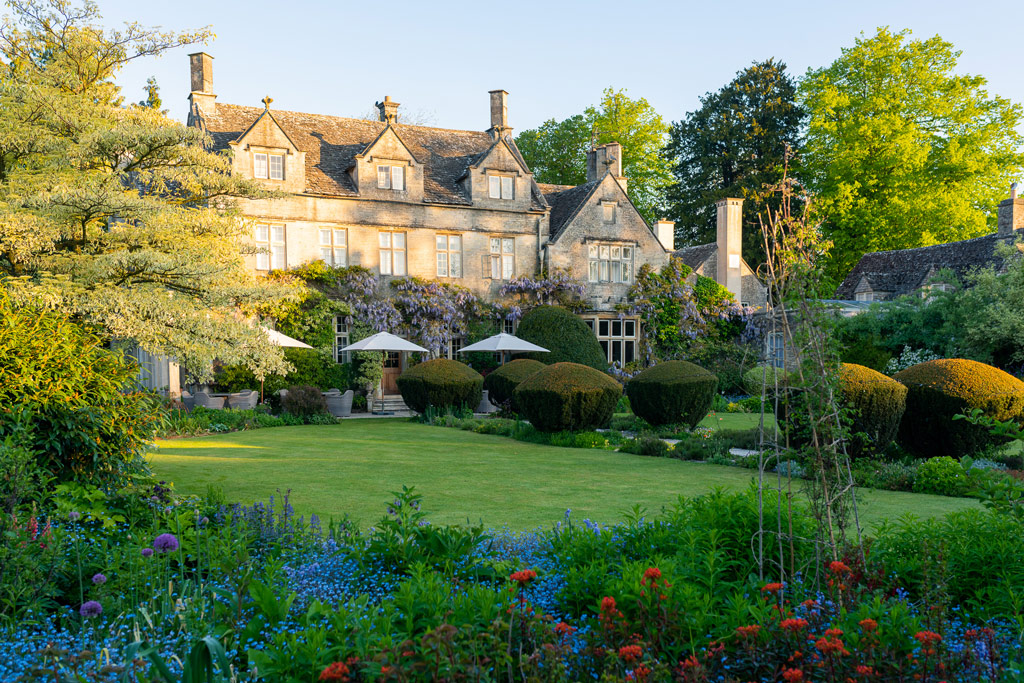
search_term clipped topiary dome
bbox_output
[483,358,546,410]
[396,358,483,414]
[514,362,621,432]
[838,362,907,457]
[513,306,608,371]
[894,358,1024,458]
[626,361,718,428]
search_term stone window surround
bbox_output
[254,222,286,270]
[586,239,634,284]
[485,236,516,280]
[584,316,638,365]
[435,233,463,278]
[378,230,407,276]
[374,157,409,191]
[333,316,351,364]
[249,146,288,181]
[601,200,617,223]
[319,228,348,267]
[485,170,516,200]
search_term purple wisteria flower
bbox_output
[91,573,106,585]
[153,533,179,554]
[141,547,154,558]
[79,601,102,618]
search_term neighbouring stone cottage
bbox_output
[153,52,767,394]
[834,186,1024,302]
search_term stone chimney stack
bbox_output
[586,142,626,191]
[654,219,675,251]
[716,198,744,302]
[999,182,1024,237]
[188,52,215,115]
[376,96,400,124]
[489,90,509,136]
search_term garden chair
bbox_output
[325,389,353,418]
[227,390,258,410]
[194,392,225,410]
[180,390,195,412]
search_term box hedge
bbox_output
[513,305,608,370]
[838,363,907,457]
[625,360,718,428]
[396,358,483,414]
[894,358,1024,458]
[514,362,621,432]
[742,365,792,396]
[483,358,546,410]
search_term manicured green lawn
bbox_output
[149,420,978,531]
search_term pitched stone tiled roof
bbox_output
[834,229,1024,299]
[542,180,600,239]
[196,103,544,208]
[674,242,717,270]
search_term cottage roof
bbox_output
[197,102,545,208]
[541,180,600,238]
[674,242,718,271]
[834,229,1024,299]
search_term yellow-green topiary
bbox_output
[514,362,622,432]
[894,359,1024,458]
[838,363,907,457]
[396,359,483,414]
[626,361,718,428]
[483,359,546,410]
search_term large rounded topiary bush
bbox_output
[626,361,718,428]
[838,363,907,457]
[513,306,607,370]
[514,362,621,432]
[483,358,546,410]
[396,358,483,414]
[894,358,1024,458]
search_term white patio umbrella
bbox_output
[458,333,549,364]
[258,326,314,402]
[338,332,429,413]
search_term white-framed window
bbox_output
[254,223,286,270]
[319,228,348,266]
[602,201,616,223]
[502,318,516,335]
[436,234,462,278]
[377,165,405,191]
[254,153,284,180]
[333,317,351,364]
[586,317,638,365]
[854,291,872,302]
[588,243,633,283]
[444,336,465,360]
[379,231,406,276]
[488,174,514,200]
[488,237,515,279]
[767,331,786,368]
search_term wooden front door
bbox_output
[382,352,401,395]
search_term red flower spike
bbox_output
[782,668,804,682]
[319,662,351,682]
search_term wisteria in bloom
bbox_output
[499,271,586,306]
[391,278,482,357]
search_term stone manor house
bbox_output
[168,52,765,389]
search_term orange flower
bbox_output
[627,664,651,681]
[859,618,878,633]
[914,631,942,645]
[319,662,351,682]
[780,618,809,632]
[601,596,617,613]
[618,644,643,663]
[829,560,852,575]
[554,621,576,636]
[510,569,537,585]
[856,665,874,675]
[782,668,804,682]
[761,582,784,594]
[735,625,761,639]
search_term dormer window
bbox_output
[488,175,514,200]
[254,152,284,180]
[377,165,405,191]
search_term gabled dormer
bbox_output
[352,111,424,202]
[465,135,534,211]
[228,96,306,194]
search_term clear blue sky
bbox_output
[93,0,1022,132]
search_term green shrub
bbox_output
[396,359,483,414]
[514,362,621,432]
[513,306,607,370]
[282,385,329,417]
[217,348,351,393]
[838,363,908,457]
[625,361,718,428]
[483,359,546,409]
[716,428,761,450]
[573,432,609,448]
[913,456,969,496]
[619,436,673,457]
[0,294,160,490]
[895,359,1024,458]
[742,365,791,396]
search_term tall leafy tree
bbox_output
[0,0,298,379]
[663,59,803,268]
[516,88,672,223]
[800,27,1024,284]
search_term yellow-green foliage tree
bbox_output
[800,28,1024,284]
[0,0,298,380]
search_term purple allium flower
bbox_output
[80,601,102,618]
[92,573,106,585]
[200,516,209,525]
[153,533,179,554]
[68,511,81,522]
[141,547,154,557]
